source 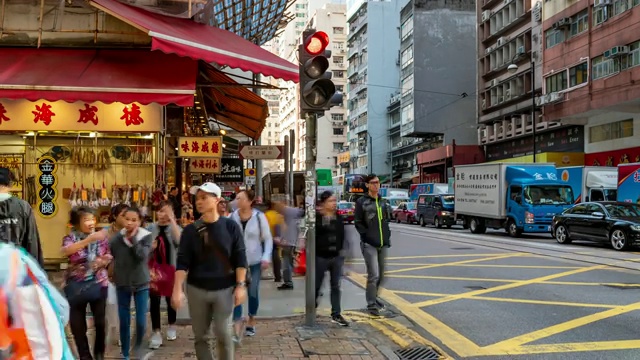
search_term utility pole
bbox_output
[303,113,317,326]
[284,135,290,204]
[289,129,295,205]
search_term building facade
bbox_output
[542,0,640,167]
[346,0,404,176]
[393,0,478,183]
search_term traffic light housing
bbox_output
[298,29,343,118]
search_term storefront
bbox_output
[485,125,585,166]
[416,141,485,183]
[585,147,640,167]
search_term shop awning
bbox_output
[200,65,268,140]
[0,48,198,106]
[90,0,299,83]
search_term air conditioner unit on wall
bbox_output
[482,10,491,22]
[516,46,525,55]
[553,17,571,28]
[497,37,504,46]
[594,0,612,6]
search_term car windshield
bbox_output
[388,198,406,207]
[406,202,417,210]
[442,195,455,204]
[604,203,640,218]
[338,203,354,210]
[523,185,574,205]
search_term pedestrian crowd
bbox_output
[0,167,393,360]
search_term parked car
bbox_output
[337,201,355,223]
[416,194,457,228]
[552,201,640,251]
[392,202,418,224]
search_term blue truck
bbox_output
[557,166,617,203]
[454,163,575,237]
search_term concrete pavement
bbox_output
[344,223,640,359]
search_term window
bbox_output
[569,62,588,87]
[334,42,344,50]
[593,5,610,26]
[333,142,343,151]
[333,27,344,34]
[334,71,344,78]
[589,119,633,143]
[295,3,306,9]
[296,13,305,17]
[592,56,619,80]
[613,0,628,16]
[621,40,640,70]
[545,29,565,49]
[333,128,344,135]
[401,16,413,41]
[333,56,344,65]
[545,71,567,93]
[296,21,305,27]
[401,74,413,97]
[570,10,588,37]
[336,85,344,92]
[331,114,344,121]
[401,45,414,68]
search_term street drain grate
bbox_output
[450,247,474,250]
[394,346,441,360]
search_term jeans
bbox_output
[281,246,295,285]
[360,242,388,308]
[116,287,149,358]
[233,263,261,320]
[68,288,107,360]
[272,245,282,282]
[187,285,234,360]
[150,294,176,330]
[315,256,344,317]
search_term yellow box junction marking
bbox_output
[384,253,528,275]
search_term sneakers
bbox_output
[367,307,381,317]
[277,283,294,290]
[245,326,256,337]
[166,326,177,341]
[376,299,386,310]
[149,331,162,349]
[331,314,349,327]
[134,347,154,360]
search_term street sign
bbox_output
[239,145,283,160]
[246,176,256,185]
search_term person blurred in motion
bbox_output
[354,174,392,317]
[110,207,153,360]
[106,203,129,347]
[218,197,230,217]
[147,200,182,349]
[229,190,273,340]
[61,206,112,360]
[0,167,43,265]
[172,182,247,360]
[167,186,182,221]
[264,201,284,283]
[273,201,303,290]
[315,191,349,326]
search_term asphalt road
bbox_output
[343,222,640,360]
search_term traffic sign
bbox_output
[239,145,284,160]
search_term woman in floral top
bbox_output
[61,206,112,360]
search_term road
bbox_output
[344,222,640,360]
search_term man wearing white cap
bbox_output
[172,182,248,360]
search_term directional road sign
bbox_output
[239,145,284,160]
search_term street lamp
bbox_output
[507,60,536,163]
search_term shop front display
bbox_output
[0,99,162,263]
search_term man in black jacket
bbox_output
[0,167,43,266]
[354,174,392,316]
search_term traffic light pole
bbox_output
[304,112,317,327]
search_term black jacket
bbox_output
[354,194,392,248]
[0,196,43,266]
[315,212,345,258]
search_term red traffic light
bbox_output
[304,31,329,56]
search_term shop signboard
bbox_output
[215,158,244,182]
[177,136,223,158]
[617,163,640,204]
[0,99,162,132]
[189,158,221,174]
[36,155,58,218]
[485,125,584,161]
[586,146,640,167]
[337,151,350,164]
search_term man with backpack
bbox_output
[0,167,43,266]
[172,182,247,360]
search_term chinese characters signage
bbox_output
[189,158,221,174]
[0,99,162,132]
[453,168,501,217]
[36,155,58,218]
[337,151,350,164]
[214,158,244,182]
[617,163,640,203]
[586,146,640,167]
[485,126,584,161]
[177,137,223,158]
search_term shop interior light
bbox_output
[222,143,227,148]
[220,129,227,135]
[89,132,97,138]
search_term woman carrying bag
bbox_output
[61,206,112,360]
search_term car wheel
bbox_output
[419,216,425,227]
[434,216,442,229]
[506,219,522,237]
[396,216,401,223]
[554,224,571,244]
[611,229,631,251]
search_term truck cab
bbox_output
[557,166,617,203]
[503,166,575,236]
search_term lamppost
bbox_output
[507,59,537,163]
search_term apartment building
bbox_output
[477,0,568,162]
[307,3,349,176]
[542,0,640,166]
[345,0,404,176]
[391,0,477,183]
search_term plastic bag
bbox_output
[107,282,117,305]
